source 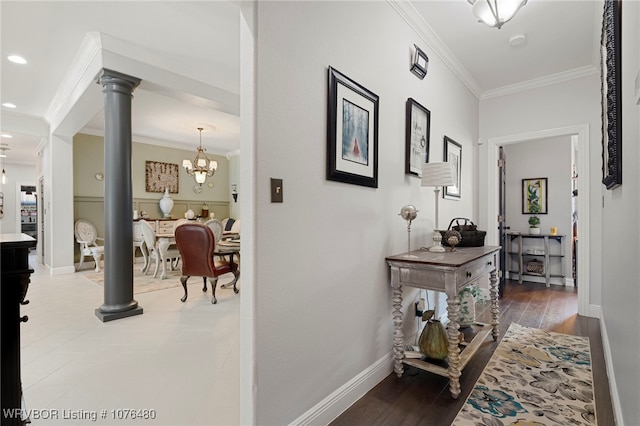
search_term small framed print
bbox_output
[327,66,379,188]
[443,136,461,199]
[522,177,548,214]
[405,98,430,177]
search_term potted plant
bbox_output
[528,203,541,235]
[458,284,487,327]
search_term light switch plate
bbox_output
[271,178,283,203]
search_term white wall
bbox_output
[252,2,478,424]
[0,163,37,234]
[600,1,640,423]
[504,137,572,283]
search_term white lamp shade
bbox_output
[197,158,207,168]
[182,159,193,170]
[421,162,455,187]
[195,171,207,184]
[209,160,218,172]
[472,0,526,28]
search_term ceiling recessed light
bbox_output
[1,134,12,138]
[508,34,527,47]
[2,103,17,109]
[7,55,27,64]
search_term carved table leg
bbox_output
[446,293,462,399]
[391,284,404,378]
[489,269,500,341]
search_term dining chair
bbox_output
[74,219,105,272]
[174,223,239,304]
[132,221,148,272]
[139,219,181,279]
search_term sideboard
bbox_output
[1,233,37,425]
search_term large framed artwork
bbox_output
[327,66,379,188]
[145,161,179,193]
[443,136,461,199]
[522,177,548,214]
[405,98,430,177]
[601,0,622,189]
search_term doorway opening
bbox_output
[484,124,591,317]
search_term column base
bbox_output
[95,306,143,322]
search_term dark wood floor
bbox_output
[330,280,615,426]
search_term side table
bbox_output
[386,246,501,399]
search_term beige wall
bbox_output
[73,133,232,259]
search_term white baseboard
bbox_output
[49,265,76,275]
[588,304,601,319]
[599,314,624,425]
[289,352,393,426]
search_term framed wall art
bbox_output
[327,66,379,188]
[522,177,548,214]
[145,161,179,193]
[443,136,461,199]
[601,0,622,189]
[405,98,430,177]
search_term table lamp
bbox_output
[421,162,455,252]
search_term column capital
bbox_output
[98,68,141,93]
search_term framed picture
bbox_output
[327,67,379,188]
[145,161,179,193]
[410,44,429,80]
[405,98,430,177]
[443,136,461,199]
[601,0,622,189]
[522,177,548,214]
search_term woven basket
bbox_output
[526,260,544,275]
[440,218,486,247]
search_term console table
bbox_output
[1,233,37,425]
[386,246,500,399]
[506,233,566,287]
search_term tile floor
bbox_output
[19,256,240,425]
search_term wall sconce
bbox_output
[410,44,429,80]
[231,184,238,203]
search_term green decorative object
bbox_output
[418,310,449,360]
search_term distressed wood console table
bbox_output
[386,246,501,399]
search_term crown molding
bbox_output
[388,0,483,99]
[481,65,599,100]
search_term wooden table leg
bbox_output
[446,293,461,399]
[490,269,500,341]
[391,283,405,378]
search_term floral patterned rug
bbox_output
[452,323,596,425]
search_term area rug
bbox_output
[452,323,596,425]
[83,264,182,294]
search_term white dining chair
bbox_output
[139,219,181,279]
[74,219,105,272]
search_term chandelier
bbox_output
[182,127,218,185]
[467,0,527,29]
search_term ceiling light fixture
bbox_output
[2,103,17,109]
[182,127,218,186]
[7,55,27,64]
[0,134,12,139]
[0,144,9,185]
[467,0,527,29]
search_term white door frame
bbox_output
[484,124,591,317]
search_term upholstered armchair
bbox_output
[174,223,239,304]
[74,219,104,272]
